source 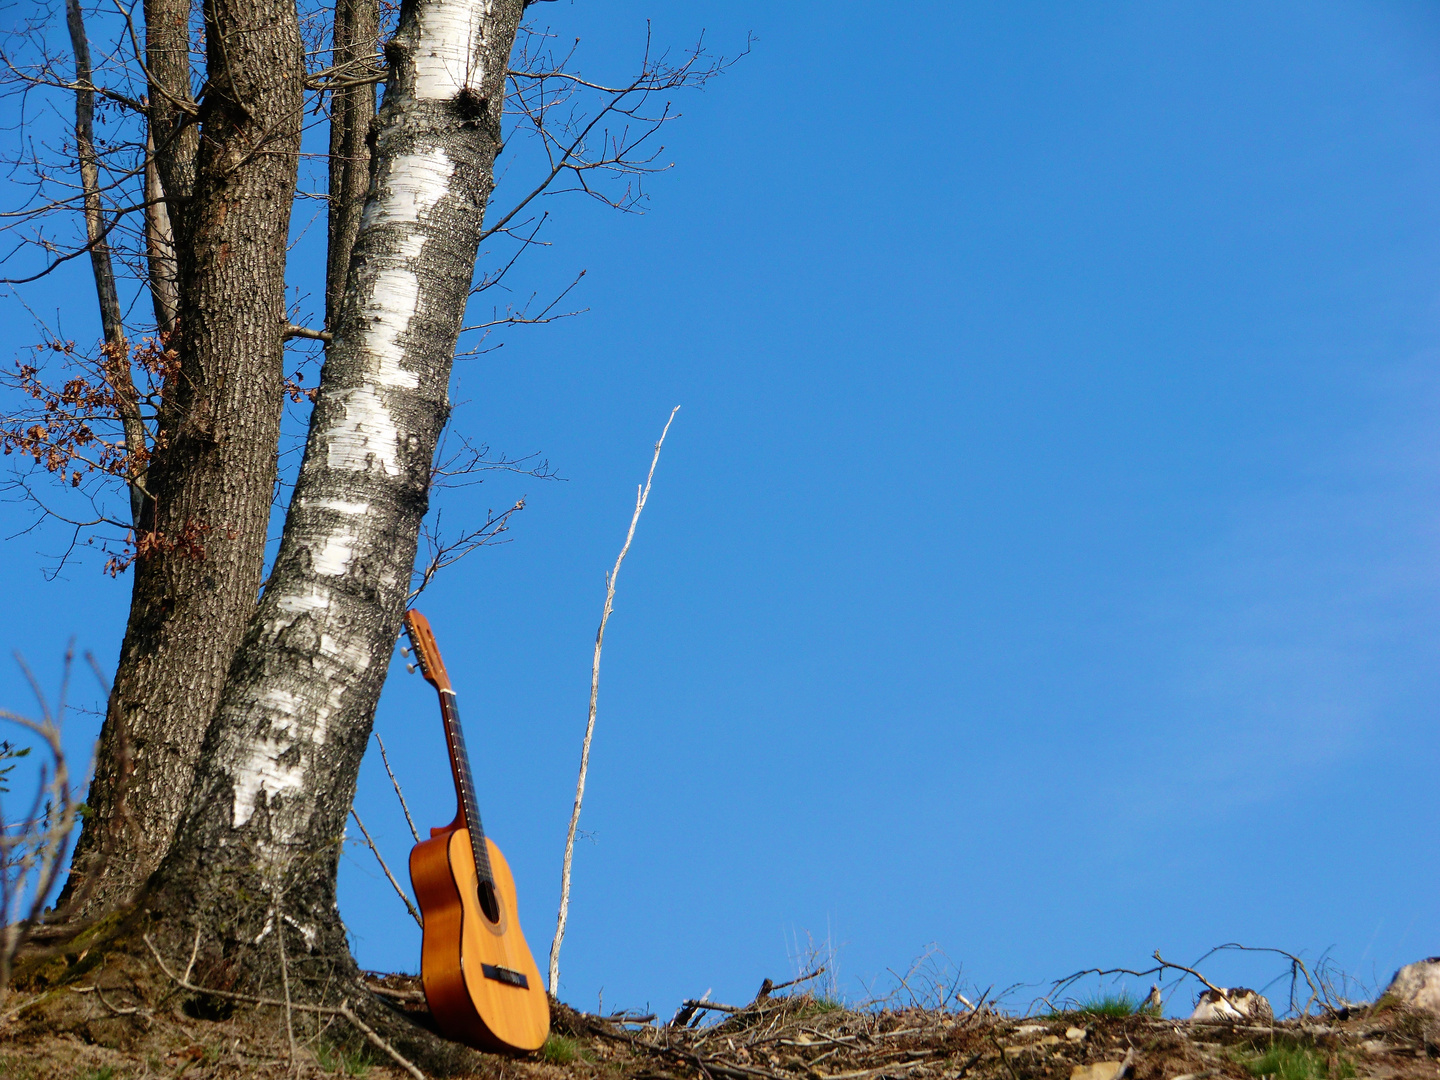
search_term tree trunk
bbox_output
[143,0,523,1056]
[326,0,379,332]
[64,0,150,528]
[143,130,180,338]
[61,0,306,920]
[142,0,199,245]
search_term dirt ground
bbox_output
[2,967,1438,1080]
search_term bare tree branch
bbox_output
[549,405,679,994]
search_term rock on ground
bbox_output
[1190,987,1274,1022]
[1383,958,1440,1015]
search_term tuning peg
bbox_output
[400,645,411,657]
[406,662,418,674]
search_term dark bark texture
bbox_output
[62,0,305,919]
[140,1,524,1065]
[326,0,380,331]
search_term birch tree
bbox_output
[2,0,732,1057]
[127,1,530,1061]
[2,0,722,933]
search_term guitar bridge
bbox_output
[482,964,529,989]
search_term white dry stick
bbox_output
[274,884,298,1079]
[339,1001,428,1080]
[548,406,679,995]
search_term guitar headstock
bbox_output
[402,609,452,693]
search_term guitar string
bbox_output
[442,690,497,887]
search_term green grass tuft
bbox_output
[1046,991,1164,1019]
[1245,1039,1355,1080]
[314,1040,376,1077]
[1080,993,1140,1018]
[78,1069,115,1080]
[542,1035,595,1065]
[796,995,846,1019]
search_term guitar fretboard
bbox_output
[440,690,496,887]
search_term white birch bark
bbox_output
[147,0,527,997]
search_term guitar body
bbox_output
[410,827,550,1052]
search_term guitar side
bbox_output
[410,829,550,1053]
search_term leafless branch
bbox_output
[548,405,679,994]
[0,646,84,988]
[349,808,422,929]
[372,734,419,844]
[408,500,525,602]
[336,1001,427,1080]
[284,323,332,343]
[143,932,429,1078]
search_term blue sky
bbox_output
[2,1,1438,1017]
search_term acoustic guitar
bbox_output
[402,609,550,1053]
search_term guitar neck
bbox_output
[437,688,496,888]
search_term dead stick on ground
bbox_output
[145,933,331,1010]
[351,808,422,928]
[548,405,679,995]
[143,934,428,1079]
[339,1000,427,1080]
[183,926,201,984]
[765,966,826,995]
[374,734,420,844]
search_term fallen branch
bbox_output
[143,934,428,1078]
[366,983,426,1003]
[339,1000,427,1080]
[1199,942,1326,1017]
[755,966,826,1001]
[144,932,340,1012]
[680,998,746,1015]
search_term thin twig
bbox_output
[1152,951,1227,999]
[284,324,332,343]
[548,406,679,994]
[681,999,745,1015]
[144,933,332,1011]
[350,809,422,928]
[0,648,80,989]
[1201,943,1326,1017]
[374,734,420,844]
[183,926,201,984]
[275,886,298,1078]
[144,933,426,1077]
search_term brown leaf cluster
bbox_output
[0,336,177,486]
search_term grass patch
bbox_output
[796,996,846,1019]
[1049,992,1155,1019]
[78,1069,115,1080]
[314,1040,376,1077]
[1245,1040,1355,1080]
[543,1035,595,1065]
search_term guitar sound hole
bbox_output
[477,879,500,923]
